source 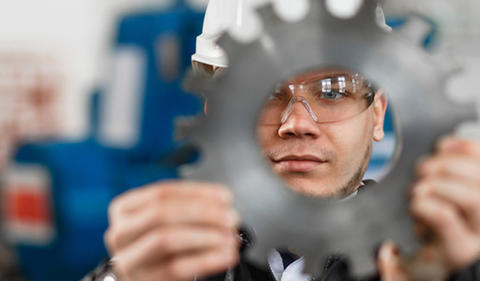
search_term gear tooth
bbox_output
[181,162,207,179]
[349,248,377,277]
[174,115,202,140]
[182,69,210,98]
[353,0,379,22]
[182,69,199,93]
[429,49,463,76]
[178,163,198,178]
[256,3,277,23]
[181,146,216,180]
[244,243,271,269]
[394,14,432,47]
[455,122,480,140]
[303,255,324,277]
[298,0,324,24]
[216,33,246,63]
[445,69,478,106]
[179,154,214,179]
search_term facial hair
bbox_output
[337,141,372,196]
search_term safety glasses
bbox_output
[259,71,376,125]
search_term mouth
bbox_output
[271,155,327,173]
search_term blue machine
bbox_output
[9,2,204,280]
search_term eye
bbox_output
[269,87,290,101]
[320,90,345,100]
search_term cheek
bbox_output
[325,114,374,167]
[257,125,276,150]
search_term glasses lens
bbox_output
[260,70,375,125]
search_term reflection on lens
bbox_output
[256,67,397,199]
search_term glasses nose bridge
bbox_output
[280,95,319,124]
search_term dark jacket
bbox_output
[202,253,480,281]
[83,252,480,281]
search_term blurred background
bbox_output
[0,0,206,280]
[0,0,478,280]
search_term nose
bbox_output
[278,100,322,139]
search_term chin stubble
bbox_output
[338,142,372,196]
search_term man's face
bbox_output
[257,69,388,197]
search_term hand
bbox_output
[378,137,480,281]
[104,181,241,281]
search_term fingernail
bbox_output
[225,210,240,228]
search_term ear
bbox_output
[372,91,388,142]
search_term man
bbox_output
[95,66,480,281]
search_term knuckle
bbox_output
[151,230,172,252]
[108,192,135,218]
[108,198,123,218]
[152,204,167,223]
[105,229,122,251]
[412,179,433,197]
[436,208,457,227]
[434,160,448,175]
[154,185,169,199]
[114,257,133,279]
[463,141,476,154]
[466,192,480,210]
[165,261,185,281]
[104,230,113,250]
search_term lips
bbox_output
[271,155,327,173]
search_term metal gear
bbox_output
[180,0,476,277]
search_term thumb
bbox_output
[377,241,408,281]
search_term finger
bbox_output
[412,194,480,269]
[109,181,233,218]
[417,155,480,184]
[113,226,239,275]
[437,137,480,157]
[413,178,480,232]
[410,195,470,243]
[403,244,450,281]
[115,240,239,281]
[409,195,480,268]
[160,247,239,281]
[377,241,408,281]
[106,202,239,251]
